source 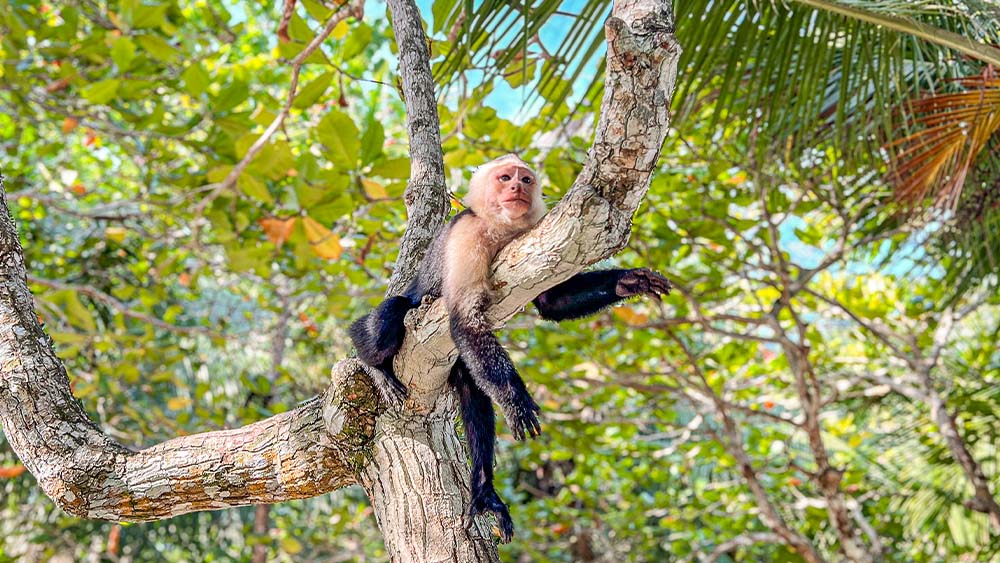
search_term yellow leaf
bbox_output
[332,20,349,40]
[167,397,192,410]
[105,226,127,243]
[280,537,303,554]
[302,216,343,260]
[362,178,388,199]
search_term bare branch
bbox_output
[699,532,784,563]
[384,0,450,295]
[27,275,221,337]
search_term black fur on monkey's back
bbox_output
[349,208,671,543]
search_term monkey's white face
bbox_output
[489,163,537,220]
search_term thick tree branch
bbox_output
[394,0,682,408]
[384,0,449,295]
[0,175,384,517]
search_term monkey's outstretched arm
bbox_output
[533,268,671,321]
[449,359,514,543]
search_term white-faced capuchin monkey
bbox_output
[350,154,671,543]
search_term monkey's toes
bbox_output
[470,489,514,543]
[506,407,542,441]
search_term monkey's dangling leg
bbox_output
[449,315,541,441]
[348,295,416,398]
[449,360,515,543]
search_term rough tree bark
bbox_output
[0,1,680,562]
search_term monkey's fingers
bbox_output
[506,407,540,442]
[648,272,672,296]
[619,268,672,298]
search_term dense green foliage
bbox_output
[2,1,999,562]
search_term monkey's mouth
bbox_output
[501,197,531,206]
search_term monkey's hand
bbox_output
[615,268,672,300]
[501,385,542,441]
[468,488,515,544]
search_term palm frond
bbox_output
[888,76,1000,209]
[436,0,1000,169]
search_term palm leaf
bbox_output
[888,76,1000,209]
[436,0,1000,168]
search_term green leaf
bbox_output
[432,0,461,34]
[251,140,296,181]
[369,157,410,179]
[339,22,373,61]
[309,194,353,223]
[300,0,332,20]
[81,79,120,104]
[132,3,168,29]
[213,81,249,113]
[110,37,137,72]
[317,110,360,170]
[238,174,273,204]
[61,292,96,332]
[360,119,384,166]
[293,71,334,109]
[182,63,210,97]
[136,34,180,63]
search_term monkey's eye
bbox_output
[522,176,533,184]
[499,174,512,182]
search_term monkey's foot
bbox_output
[469,488,514,544]
[362,363,408,410]
[502,391,542,441]
[616,268,672,300]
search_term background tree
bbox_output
[3,1,1000,562]
[1,0,679,562]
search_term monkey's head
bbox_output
[466,154,546,228]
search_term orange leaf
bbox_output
[0,464,27,478]
[259,217,297,247]
[888,76,1000,209]
[178,272,192,287]
[46,75,73,93]
[612,305,649,326]
[62,117,79,134]
[302,216,343,260]
[69,182,86,195]
[107,524,121,556]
